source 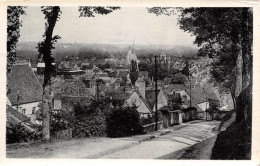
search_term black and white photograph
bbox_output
[2,2,258,162]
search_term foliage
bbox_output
[178,8,252,101]
[37,6,62,87]
[78,6,120,17]
[6,123,34,144]
[171,73,188,84]
[106,106,144,138]
[72,98,112,137]
[138,59,180,81]
[181,60,190,77]
[205,102,219,113]
[49,109,73,134]
[148,7,253,113]
[129,60,139,86]
[7,6,26,72]
[97,63,111,71]
[169,93,183,110]
[140,113,163,126]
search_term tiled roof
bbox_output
[60,79,92,97]
[118,71,128,78]
[138,71,148,78]
[6,105,30,123]
[186,87,219,105]
[105,90,129,100]
[164,84,187,94]
[7,64,43,105]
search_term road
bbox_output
[99,121,217,159]
[6,120,219,159]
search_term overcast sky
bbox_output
[19,7,197,47]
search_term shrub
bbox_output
[6,123,34,144]
[106,106,144,138]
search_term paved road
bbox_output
[99,121,217,159]
[6,120,218,159]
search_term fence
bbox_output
[143,121,163,133]
[50,128,72,141]
[196,111,206,120]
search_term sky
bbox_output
[19,7,197,47]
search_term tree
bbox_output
[129,60,139,86]
[106,106,143,137]
[181,60,190,77]
[37,6,120,141]
[148,7,252,123]
[171,72,188,84]
[7,6,26,72]
[37,6,62,141]
[169,93,183,110]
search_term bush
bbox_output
[72,111,108,138]
[6,123,35,144]
[106,106,144,138]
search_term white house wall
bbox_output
[197,101,209,111]
[153,90,168,111]
[11,101,40,116]
[125,92,151,114]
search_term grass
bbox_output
[211,121,251,160]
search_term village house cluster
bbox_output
[6,45,234,132]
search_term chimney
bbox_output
[18,106,22,113]
[32,107,36,114]
[138,81,146,99]
[30,114,37,124]
[115,82,120,89]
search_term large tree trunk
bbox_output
[235,39,243,123]
[229,88,236,110]
[42,85,52,140]
[41,7,60,141]
[235,40,243,98]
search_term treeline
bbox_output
[16,42,198,61]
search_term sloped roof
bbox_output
[60,79,92,97]
[186,87,219,105]
[164,84,187,94]
[6,105,30,123]
[138,71,148,78]
[118,71,128,78]
[7,64,43,105]
[124,90,152,114]
[105,89,129,100]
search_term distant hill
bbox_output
[16,42,199,61]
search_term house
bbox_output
[7,64,43,117]
[186,87,220,111]
[53,79,93,111]
[37,62,56,75]
[145,89,168,112]
[105,89,129,107]
[138,71,148,79]
[124,90,152,118]
[6,105,36,132]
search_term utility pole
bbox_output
[189,75,191,107]
[96,79,99,100]
[16,90,20,111]
[154,55,158,131]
